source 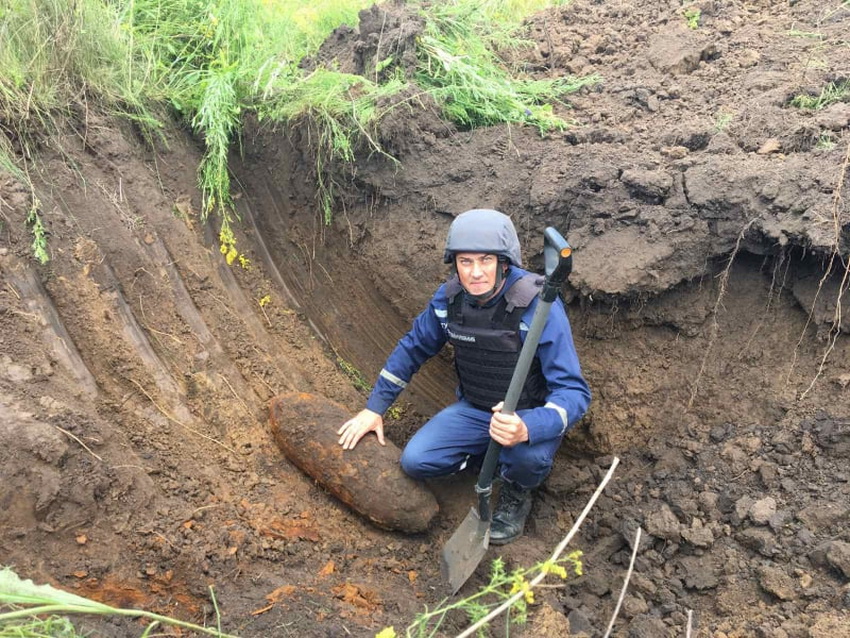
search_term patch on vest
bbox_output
[447,328,476,343]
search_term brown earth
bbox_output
[2,0,850,636]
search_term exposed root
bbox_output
[54,424,103,462]
[796,138,850,400]
[128,377,238,456]
[688,218,757,410]
[218,372,255,419]
[738,251,786,360]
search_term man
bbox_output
[338,209,591,544]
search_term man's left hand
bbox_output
[490,401,529,447]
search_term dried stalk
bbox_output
[602,526,642,638]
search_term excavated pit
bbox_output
[2,1,850,636]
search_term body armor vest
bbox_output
[445,273,548,411]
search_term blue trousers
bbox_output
[399,400,563,489]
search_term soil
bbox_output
[2,0,850,636]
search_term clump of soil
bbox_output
[2,0,850,636]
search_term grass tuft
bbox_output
[789,79,850,110]
[416,0,598,134]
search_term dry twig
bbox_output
[603,526,641,638]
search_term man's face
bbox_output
[455,252,506,300]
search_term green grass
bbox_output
[683,6,701,29]
[0,0,594,259]
[415,0,596,133]
[0,0,157,133]
[260,69,404,222]
[789,79,850,110]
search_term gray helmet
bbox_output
[443,209,523,267]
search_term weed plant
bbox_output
[0,566,236,637]
[0,612,83,638]
[376,553,583,637]
[335,354,373,392]
[26,199,49,265]
[683,6,701,29]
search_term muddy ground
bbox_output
[2,0,850,636]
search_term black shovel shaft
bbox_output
[475,228,572,522]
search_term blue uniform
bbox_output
[366,267,591,488]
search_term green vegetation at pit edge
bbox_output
[0,0,596,260]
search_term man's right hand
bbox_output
[337,409,385,450]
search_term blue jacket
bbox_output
[366,267,591,444]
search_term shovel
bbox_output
[440,227,574,595]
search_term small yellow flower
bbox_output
[542,561,568,579]
[375,628,396,638]
[510,576,535,604]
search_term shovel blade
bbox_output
[440,507,491,595]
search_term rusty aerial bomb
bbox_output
[269,392,439,533]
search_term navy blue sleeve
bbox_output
[365,287,449,415]
[516,297,591,444]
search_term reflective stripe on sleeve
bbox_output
[380,368,408,388]
[545,401,569,433]
[434,308,447,318]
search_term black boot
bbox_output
[490,481,533,545]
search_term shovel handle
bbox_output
[475,228,572,521]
